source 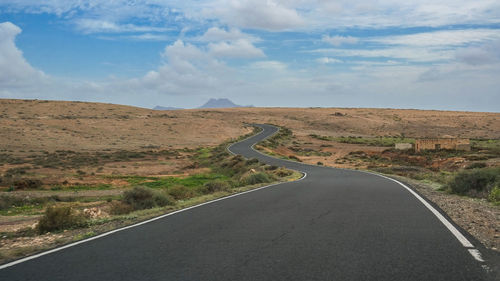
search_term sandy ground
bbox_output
[1,99,498,153]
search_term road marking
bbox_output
[368,172,474,248]
[0,173,306,270]
[244,124,486,264]
[468,249,485,262]
[363,172,488,264]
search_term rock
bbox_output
[83,207,103,219]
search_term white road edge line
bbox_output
[245,124,485,264]
[0,142,307,270]
[367,172,474,248]
[468,249,485,262]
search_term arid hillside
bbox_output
[1,99,499,153]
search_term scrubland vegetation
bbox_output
[0,128,299,263]
[259,126,500,204]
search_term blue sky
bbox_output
[0,1,499,111]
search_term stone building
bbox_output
[415,138,470,152]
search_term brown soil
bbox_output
[1,99,498,153]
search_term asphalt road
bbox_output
[0,124,492,280]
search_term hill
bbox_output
[199,98,251,108]
[153,106,183,110]
[0,99,498,153]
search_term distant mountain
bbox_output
[153,98,252,110]
[153,106,183,110]
[199,98,252,109]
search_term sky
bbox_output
[0,1,499,111]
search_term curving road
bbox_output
[0,124,492,280]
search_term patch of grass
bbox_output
[242,172,273,185]
[471,139,500,154]
[309,134,415,147]
[142,173,229,189]
[73,231,96,241]
[289,146,332,157]
[260,126,293,148]
[0,195,59,215]
[50,183,113,191]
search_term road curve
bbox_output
[0,124,491,280]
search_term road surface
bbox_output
[0,124,492,280]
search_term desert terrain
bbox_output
[0,99,499,263]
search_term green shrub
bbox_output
[447,168,499,197]
[243,172,272,185]
[317,161,324,166]
[201,180,231,194]
[168,185,195,200]
[122,186,173,211]
[274,168,292,177]
[488,185,500,205]
[13,179,43,190]
[37,205,86,234]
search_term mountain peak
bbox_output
[199,98,251,109]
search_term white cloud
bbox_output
[208,39,265,58]
[316,57,342,64]
[250,61,287,71]
[2,0,500,32]
[455,40,500,65]
[312,29,500,63]
[74,19,170,34]
[368,29,500,47]
[197,27,265,58]
[322,35,359,46]
[0,22,46,89]
[199,27,257,42]
[205,0,305,30]
[310,47,455,62]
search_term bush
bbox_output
[37,205,86,234]
[246,158,259,165]
[465,162,487,169]
[109,201,134,215]
[488,185,500,204]
[201,180,231,194]
[447,168,499,197]
[12,179,43,190]
[243,172,272,185]
[122,186,173,211]
[274,168,292,177]
[168,185,195,200]
[317,161,324,166]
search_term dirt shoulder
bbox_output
[387,175,499,251]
